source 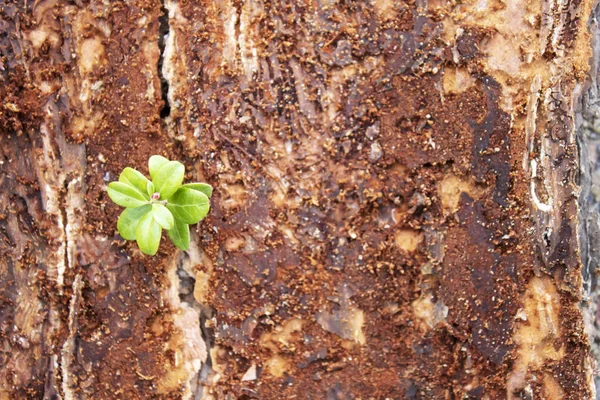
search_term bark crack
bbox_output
[59,177,69,286]
[158,1,171,119]
[158,4,210,397]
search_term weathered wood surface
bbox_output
[0,0,597,399]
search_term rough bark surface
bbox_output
[0,0,597,399]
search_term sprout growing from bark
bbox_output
[107,155,212,255]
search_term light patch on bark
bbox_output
[394,229,423,252]
[371,0,400,20]
[438,173,485,215]
[485,33,523,77]
[78,38,105,73]
[159,307,205,396]
[260,319,305,352]
[412,293,448,331]
[160,236,207,398]
[264,355,290,378]
[241,364,257,381]
[193,270,211,304]
[221,182,248,211]
[28,27,59,49]
[506,276,564,399]
[142,40,160,102]
[542,373,565,399]
[316,307,366,345]
[442,66,475,94]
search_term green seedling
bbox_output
[107,155,212,255]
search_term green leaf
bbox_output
[153,161,185,200]
[168,219,190,251]
[166,187,210,224]
[119,168,150,199]
[152,203,174,230]
[147,181,155,197]
[135,212,162,255]
[182,182,213,198]
[117,205,152,240]
[107,182,148,208]
[149,155,169,180]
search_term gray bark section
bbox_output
[577,4,600,396]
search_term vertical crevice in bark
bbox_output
[159,3,210,398]
[158,1,171,119]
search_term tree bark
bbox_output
[0,0,598,399]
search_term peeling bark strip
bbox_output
[0,0,597,399]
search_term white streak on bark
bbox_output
[38,123,67,289]
[222,1,238,67]
[530,159,553,212]
[61,274,82,400]
[239,0,261,80]
[163,1,183,116]
[65,177,84,276]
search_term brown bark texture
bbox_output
[0,0,598,399]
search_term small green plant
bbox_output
[107,155,212,255]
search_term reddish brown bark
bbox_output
[0,0,597,399]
